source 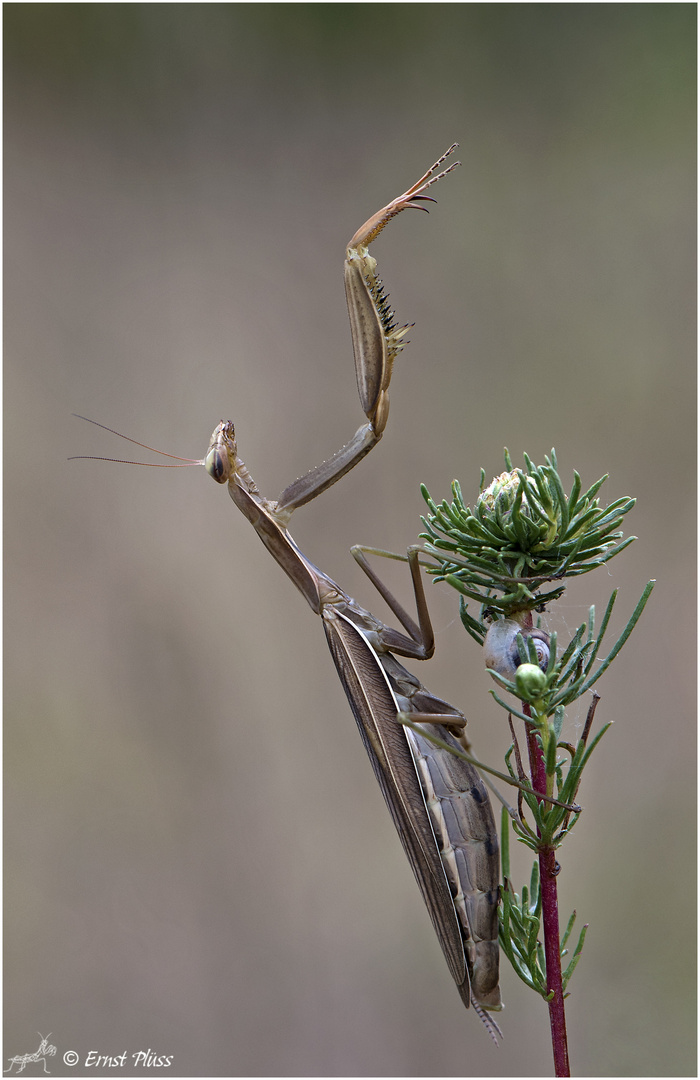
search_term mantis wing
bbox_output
[322,606,471,1002]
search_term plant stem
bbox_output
[525,709,571,1077]
[540,845,570,1077]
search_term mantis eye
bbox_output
[204,422,236,484]
[204,446,230,483]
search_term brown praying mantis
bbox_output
[75,146,513,1040]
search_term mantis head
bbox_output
[204,421,237,485]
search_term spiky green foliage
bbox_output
[499,809,588,1000]
[488,582,655,718]
[420,449,637,618]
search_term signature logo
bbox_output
[5,1034,57,1075]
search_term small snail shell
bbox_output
[483,618,550,681]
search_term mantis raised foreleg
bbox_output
[272,143,460,516]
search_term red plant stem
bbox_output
[524,710,571,1077]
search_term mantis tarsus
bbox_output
[75,146,504,1040]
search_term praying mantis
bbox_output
[75,147,505,1039]
[207,146,507,1036]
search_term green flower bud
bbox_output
[478,469,521,511]
[515,663,547,701]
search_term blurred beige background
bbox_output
[5,6,695,1077]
